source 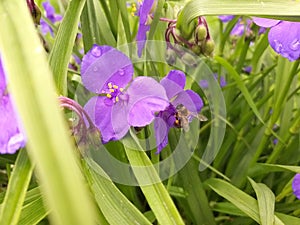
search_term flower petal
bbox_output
[154,116,170,154]
[81,45,133,93]
[218,15,234,23]
[84,96,130,143]
[136,0,155,57]
[252,17,280,28]
[268,21,300,61]
[127,77,169,127]
[0,96,26,154]
[160,70,186,100]
[0,59,25,154]
[172,90,203,113]
[137,24,150,57]
[292,174,300,199]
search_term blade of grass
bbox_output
[206,178,285,225]
[177,0,300,28]
[0,150,33,225]
[248,178,278,225]
[123,133,185,225]
[0,1,96,224]
[49,0,86,95]
[83,158,152,225]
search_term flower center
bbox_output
[104,82,126,104]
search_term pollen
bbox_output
[108,82,113,89]
[131,3,137,16]
[106,93,112,98]
[115,96,119,102]
[109,89,115,93]
[119,88,124,92]
[113,84,118,89]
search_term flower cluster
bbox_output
[166,16,215,61]
[81,45,204,152]
[252,17,300,61]
[81,44,169,143]
[0,57,26,154]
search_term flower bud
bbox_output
[202,39,215,56]
[191,44,201,55]
[178,18,198,40]
[196,24,208,42]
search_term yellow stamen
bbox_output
[113,85,118,89]
[109,89,115,93]
[115,96,119,102]
[108,82,113,88]
[106,93,112,98]
[119,88,124,92]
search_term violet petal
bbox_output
[84,96,130,143]
[160,70,186,100]
[154,116,170,153]
[218,15,234,23]
[0,58,26,154]
[252,17,280,28]
[127,77,169,127]
[136,0,155,57]
[292,174,300,199]
[81,45,133,93]
[172,89,203,113]
[268,21,300,61]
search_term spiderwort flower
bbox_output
[253,18,300,61]
[219,16,253,37]
[154,70,203,153]
[136,0,156,57]
[40,1,62,36]
[292,174,300,199]
[218,15,234,23]
[82,44,169,143]
[0,57,26,154]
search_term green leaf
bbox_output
[83,158,151,225]
[215,56,266,126]
[275,213,300,225]
[123,134,185,225]
[18,196,48,225]
[248,178,279,225]
[177,0,300,28]
[249,163,300,177]
[0,150,33,225]
[206,178,285,225]
[81,0,102,52]
[0,1,96,224]
[49,0,86,95]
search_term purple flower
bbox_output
[81,44,169,143]
[136,0,156,57]
[253,18,300,61]
[199,74,226,88]
[231,19,252,37]
[0,57,26,154]
[40,1,62,36]
[218,15,234,23]
[219,16,252,37]
[292,174,300,199]
[154,70,203,153]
